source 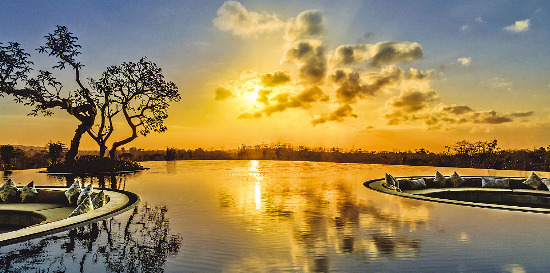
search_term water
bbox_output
[0,160,548,272]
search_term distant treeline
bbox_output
[2,140,550,172]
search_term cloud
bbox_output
[238,112,262,119]
[385,101,535,128]
[215,87,233,101]
[358,32,375,43]
[213,1,284,37]
[475,17,484,23]
[504,19,530,33]
[312,104,357,125]
[238,86,329,119]
[510,111,535,117]
[282,40,327,84]
[331,41,423,67]
[503,264,526,273]
[260,71,291,87]
[263,86,329,115]
[460,25,470,32]
[286,10,324,41]
[487,77,513,90]
[371,42,423,67]
[330,65,404,103]
[441,105,473,115]
[457,57,471,66]
[256,88,272,105]
[470,111,512,124]
[404,68,435,81]
[386,89,438,113]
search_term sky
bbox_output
[1,0,550,152]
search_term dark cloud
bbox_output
[332,41,423,67]
[261,71,291,87]
[312,104,358,125]
[215,87,233,101]
[405,68,434,81]
[358,32,375,43]
[334,46,356,65]
[471,111,513,124]
[387,89,438,113]
[511,111,535,117]
[263,86,329,116]
[257,89,272,105]
[370,41,423,67]
[286,10,324,41]
[283,41,327,84]
[441,105,473,115]
[385,101,534,128]
[330,66,403,104]
[385,111,406,125]
[238,112,263,119]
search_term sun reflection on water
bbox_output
[248,160,263,210]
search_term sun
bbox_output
[238,79,263,111]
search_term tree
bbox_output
[1,26,180,162]
[90,57,180,158]
[0,26,97,162]
[165,148,177,161]
[0,145,22,170]
[46,141,65,164]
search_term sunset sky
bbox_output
[1,1,550,152]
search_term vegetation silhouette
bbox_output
[0,26,180,169]
[2,139,550,173]
[0,145,22,170]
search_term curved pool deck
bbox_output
[365,176,550,214]
[0,187,140,246]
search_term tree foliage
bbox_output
[0,145,23,170]
[1,26,180,164]
[47,141,66,164]
[89,57,180,158]
[0,26,97,162]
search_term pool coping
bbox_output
[0,186,140,246]
[364,176,550,214]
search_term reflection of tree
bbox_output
[49,172,140,190]
[0,203,183,272]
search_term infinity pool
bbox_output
[0,160,547,272]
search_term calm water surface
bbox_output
[1,160,549,272]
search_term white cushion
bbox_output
[77,184,93,205]
[69,194,94,217]
[20,181,38,202]
[447,172,465,187]
[92,190,106,209]
[0,179,19,202]
[481,177,510,188]
[385,173,400,191]
[542,178,550,191]
[523,172,543,189]
[433,171,446,187]
[65,180,82,205]
[407,178,427,190]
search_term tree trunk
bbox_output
[65,119,94,162]
[99,144,107,158]
[109,109,137,159]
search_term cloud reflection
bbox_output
[218,161,434,270]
